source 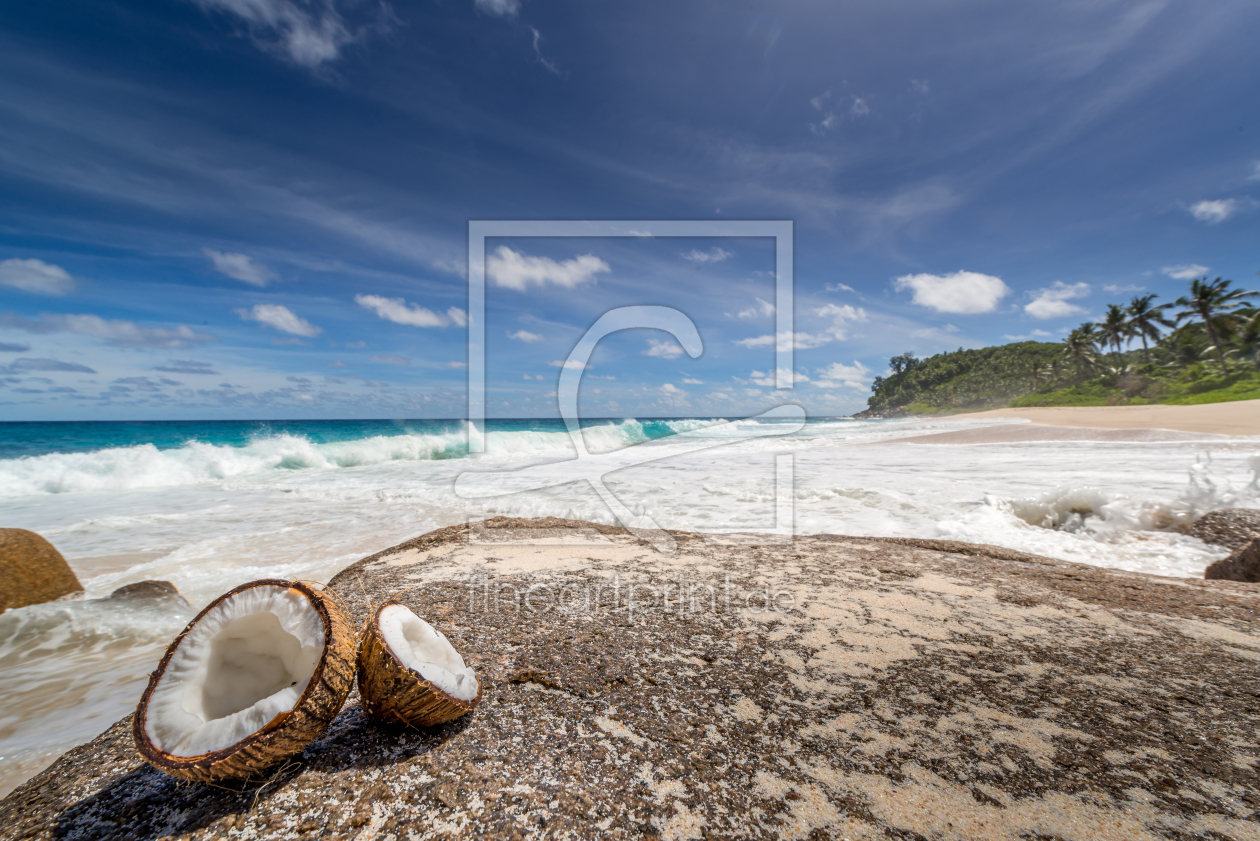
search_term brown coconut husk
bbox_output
[132,579,356,783]
[357,601,482,727]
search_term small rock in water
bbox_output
[105,580,190,609]
[1205,537,1260,583]
[0,528,83,613]
[1185,508,1260,550]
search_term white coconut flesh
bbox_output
[378,604,479,701]
[144,585,325,757]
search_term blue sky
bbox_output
[0,0,1257,420]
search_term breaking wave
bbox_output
[0,419,720,496]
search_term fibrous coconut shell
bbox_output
[132,579,356,783]
[357,601,482,727]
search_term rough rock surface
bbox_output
[1186,508,1260,551]
[4,517,1260,841]
[1206,537,1260,583]
[0,528,83,613]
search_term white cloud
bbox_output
[660,383,686,395]
[475,0,520,16]
[508,329,544,343]
[681,247,732,264]
[549,359,588,370]
[737,298,775,319]
[1104,283,1145,293]
[369,354,409,365]
[0,312,216,348]
[749,368,809,387]
[1161,264,1210,280]
[355,294,450,327]
[487,246,610,291]
[814,361,871,389]
[203,249,275,286]
[850,98,870,117]
[0,259,75,295]
[236,304,322,337]
[735,331,832,350]
[910,79,930,94]
[810,91,831,111]
[826,282,855,293]
[682,377,704,385]
[1189,199,1240,224]
[194,0,380,69]
[816,303,868,339]
[1024,281,1090,319]
[530,27,559,74]
[645,338,685,359]
[447,307,468,327]
[894,271,1010,314]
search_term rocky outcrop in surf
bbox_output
[0,528,82,613]
[1205,537,1260,583]
[4,518,1260,840]
[1186,508,1260,550]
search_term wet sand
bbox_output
[867,423,1230,446]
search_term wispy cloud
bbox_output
[155,359,219,375]
[236,304,322,337]
[0,258,75,296]
[548,359,589,370]
[0,312,217,348]
[1025,281,1090,319]
[487,246,610,291]
[192,0,392,69]
[1161,264,1209,280]
[355,294,466,328]
[369,354,409,365]
[737,298,775,319]
[1189,198,1242,224]
[734,331,832,350]
[474,0,520,16]
[894,271,1010,314]
[644,338,685,359]
[204,249,276,286]
[0,342,31,352]
[0,357,96,374]
[749,368,809,387]
[814,361,871,389]
[681,247,732,264]
[530,27,559,75]
[508,329,545,343]
[815,303,868,339]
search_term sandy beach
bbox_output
[943,400,1260,436]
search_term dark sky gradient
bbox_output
[0,0,1256,419]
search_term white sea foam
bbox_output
[1,414,1258,795]
[0,419,720,497]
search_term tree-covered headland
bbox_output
[861,275,1260,416]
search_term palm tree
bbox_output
[1233,311,1260,370]
[1175,277,1259,375]
[1061,325,1099,378]
[1126,294,1172,362]
[1098,304,1131,367]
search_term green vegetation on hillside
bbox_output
[863,275,1260,415]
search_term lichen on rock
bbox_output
[3,517,1259,840]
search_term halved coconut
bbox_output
[358,602,482,726]
[133,579,355,782]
